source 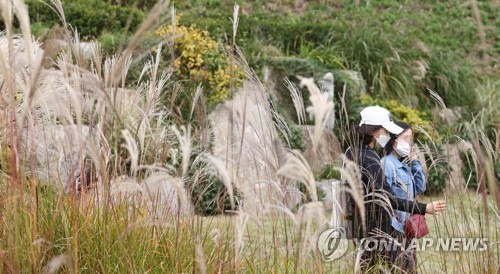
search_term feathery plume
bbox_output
[277,150,318,202]
[43,254,73,274]
[194,152,235,209]
[285,77,306,125]
[337,154,366,234]
[172,125,192,178]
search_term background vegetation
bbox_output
[0,0,498,273]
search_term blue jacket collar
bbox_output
[386,153,409,170]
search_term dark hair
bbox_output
[384,121,412,156]
[355,124,383,145]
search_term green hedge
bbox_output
[2,0,147,38]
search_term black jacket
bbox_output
[345,145,427,239]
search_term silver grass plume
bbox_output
[297,75,334,153]
[337,154,366,235]
[277,150,318,202]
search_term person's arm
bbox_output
[411,159,426,195]
[381,158,398,196]
[391,196,426,214]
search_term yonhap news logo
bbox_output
[317,227,349,261]
[352,237,489,253]
[317,228,489,262]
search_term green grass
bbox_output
[1,181,496,273]
[1,1,498,273]
[418,191,499,273]
[176,0,497,114]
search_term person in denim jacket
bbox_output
[345,107,445,272]
[381,121,426,273]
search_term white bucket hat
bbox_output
[359,106,403,134]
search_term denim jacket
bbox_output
[345,146,428,239]
[381,154,426,233]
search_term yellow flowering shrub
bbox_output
[361,95,439,142]
[156,15,244,105]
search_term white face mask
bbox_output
[395,141,411,157]
[375,134,391,148]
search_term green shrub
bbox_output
[425,145,449,194]
[271,101,305,151]
[30,22,51,37]
[156,16,245,107]
[314,163,341,181]
[360,95,438,142]
[16,0,146,38]
[460,150,500,191]
[108,0,157,10]
[187,174,240,216]
[176,1,486,117]
[426,160,448,194]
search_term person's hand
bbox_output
[426,200,447,215]
[409,145,419,161]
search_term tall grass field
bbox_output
[0,0,498,273]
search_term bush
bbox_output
[460,150,500,191]
[156,15,245,107]
[108,0,157,10]
[360,95,438,142]
[426,159,448,194]
[16,0,146,38]
[187,174,240,216]
[98,31,131,54]
[177,2,485,118]
[271,101,305,151]
[314,163,341,181]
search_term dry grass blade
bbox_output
[457,138,480,190]
[171,125,192,177]
[43,254,73,274]
[285,77,306,125]
[195,243,207,274]
[479,130,496,161]
[417,126,435,145]
[337,154,366,234]
[364,191,395,217]
[277,150,317,202]
[297,75,334,152]
[427,87,447,110]
[296,75,321,97]
[194,152,235,209]
[234,211,250,264]
[168,5,176,61]
[266,204,297,225]
[12,0,34,72]
[114,0,170,80]
[296,201,327,266]
[142,172,188,214]
[269,98,292,147]
[121,130,139,177]
[119,216,174,240]
[47,0,68,29]
[231,4,240,45]
[190,84,204,120]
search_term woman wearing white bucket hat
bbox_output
[344,106,446,271]
[382,121,426,273]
